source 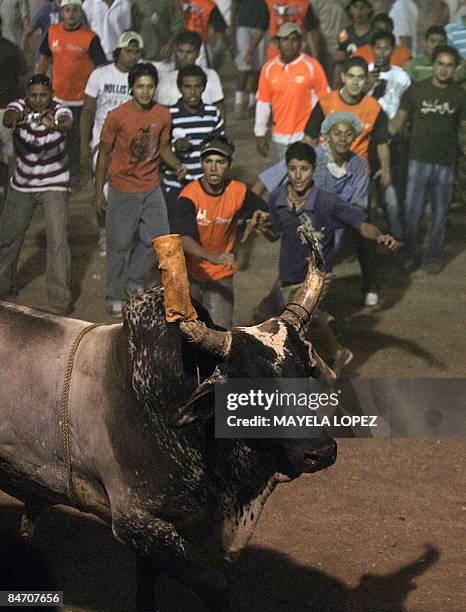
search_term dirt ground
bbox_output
[1,67,465,611]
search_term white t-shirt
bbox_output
[82,0,131,61]
[84,63,132,148]
[157,68,224,107]
[368,64,412,120]
[389,0,419,55]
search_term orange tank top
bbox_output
[180,179,248,281]
[179,0,215,42]
[47,23,96,103]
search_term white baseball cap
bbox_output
[116,31,144,50]
[61,0,83,7]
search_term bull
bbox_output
[0,229,337,610]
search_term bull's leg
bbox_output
[20,498,48,540]
[113,516,230,611]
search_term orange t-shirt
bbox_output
[354,43,411,67]
[178,0,215,42]
[318,91,382,161]
[257,53,329,142]
[47,23,96,103]
[100,100,171,193]
[178,179,248,281]
[266,0,311,60]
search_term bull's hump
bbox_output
[235,319,291,362]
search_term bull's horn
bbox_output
[180,320,232,358]
[280,226,326,330]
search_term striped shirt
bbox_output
[7,98,72,192]
[163,100,224,191]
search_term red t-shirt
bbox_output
[100,100,171,193]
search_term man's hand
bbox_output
[40,111,55,130]
[376,234,399,251]
[15,110,28,126]
[159,42,173,60]
[241,210,273,242]
[256,135,269,157]
[373,167,391,188]
[176,165,188,181]
[173,138,191,154]
[93,191,107,214]
[210,252,235,266]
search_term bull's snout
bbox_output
[284,436,337,474]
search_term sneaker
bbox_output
[98,235,107,257]
[331,348,353,377]
[364,292,379,307]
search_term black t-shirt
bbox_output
[400,79,466,165]
[235,0,269,30]
[0,38,27,108]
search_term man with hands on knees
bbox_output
[93,62,186,317]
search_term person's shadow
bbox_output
[0,500,440,611]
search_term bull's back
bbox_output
[0,303,103,499]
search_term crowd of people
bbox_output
[0,0,464,374]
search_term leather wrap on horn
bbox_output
[153,234,232,357]
[153,234,198,322]
[280,226,326,329]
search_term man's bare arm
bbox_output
[80,95,97,169]
[181,236,235,265]
[93,141,112,212]
[388,108,409,136]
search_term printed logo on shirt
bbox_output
[420,100,455,115]
[129,124,160,161]
[273,4,300,19]
[295,74,305,84]
[51,38,60,50]
[182,2,203,14]
[196,209,210,226]
[103,83,129,95]
[216,217,232,225]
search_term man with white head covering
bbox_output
[253,112,378,310]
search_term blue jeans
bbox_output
[404,160,453,264]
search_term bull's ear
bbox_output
[171,368,226,427]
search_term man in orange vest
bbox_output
[38,0,106,186]
[170,135,266,329]
[177,0,228,68]
[264,0,320,60]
